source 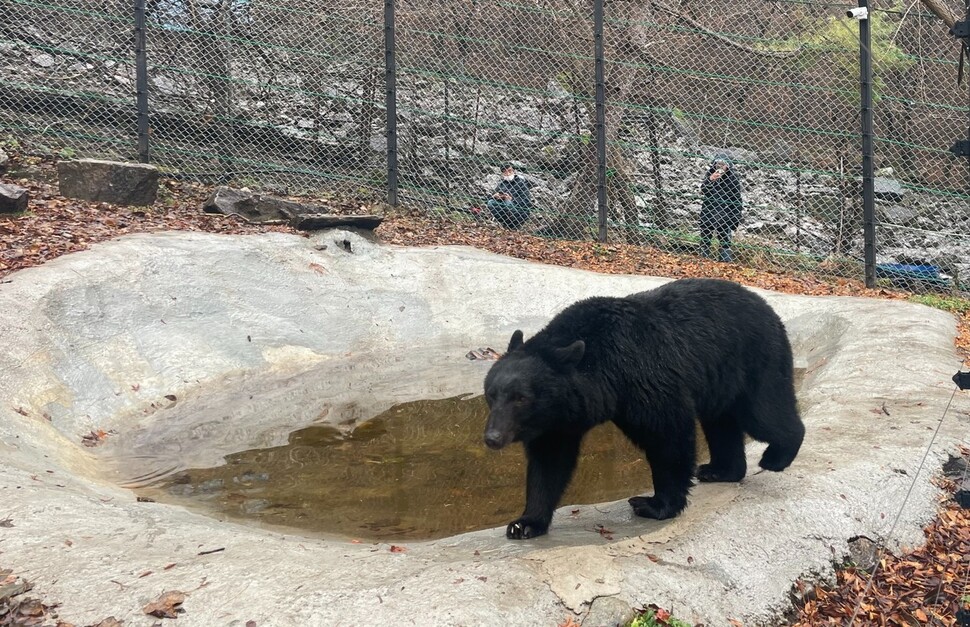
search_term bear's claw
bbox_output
[506,517,548,540]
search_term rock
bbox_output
[57,159,158,206]
[879,204,918,225]
[873,176,905,202]
[847,535,879,572]
[203,186,315,223]
[942,454,968,480]
[240,499,270,515]
[293,214,384,231]
[151,75,177,95]
[369,135,387,152]
[30,53,55,68]
[196,479,224,494]
[0,183,29,213]
[0,147,8,169]
[203,187,382,232]
[582,597,636,627]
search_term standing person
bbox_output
[486,163,532,230]
[699,154,743,262]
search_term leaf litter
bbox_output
[2,155,970,625]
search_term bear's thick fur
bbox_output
[483,278,805,539]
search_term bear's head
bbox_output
[482,330,585,450]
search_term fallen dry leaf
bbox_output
[81,429,111,447]
[142,590,186,619]
[1,152,969,627]
[389,545,407,553]
[791,448,970,626]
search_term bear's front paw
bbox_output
[759,444,796,472]
[506,517,548,540]
[628,495,686,520]
[696,463,745,483]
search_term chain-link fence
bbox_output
[0,0,138,161]
[1,0,968,293]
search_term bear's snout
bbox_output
[484,429,508,450]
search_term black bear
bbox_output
[482,278,804,539]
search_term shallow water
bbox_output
[135,368,804,541]
[139,394,679,540]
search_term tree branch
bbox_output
[649,0,804,58]
[919,0,957,29]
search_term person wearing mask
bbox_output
[486,163,532,230]
[698,154,743,262]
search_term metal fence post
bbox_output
[133,0,150,163]
[593,0,608,243]
[858,0,876,288]
[384,0,399,207]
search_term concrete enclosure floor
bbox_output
[0,230,967,626]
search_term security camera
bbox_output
[846,6,869,19]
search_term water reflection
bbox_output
[142,394,669,540]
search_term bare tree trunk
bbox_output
[357,67,377,157]
[189,0,235,181]
[919,0,958,28]
[795,168,802,253]
[547,0,654,241]
[835,155,851,256]
[645,110,668,229]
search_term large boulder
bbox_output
[57,159,158,206]
[202,186,307,224]
[873,176,906,202]
[0,183,28,213]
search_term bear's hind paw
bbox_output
[696,463,746,483]
[759,444,797,472]
[628,495,686,520]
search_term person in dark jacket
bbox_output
[699,155,743,262]
[486,164,532,230]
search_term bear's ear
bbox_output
[553,340,585,367]
[507,330,524,353]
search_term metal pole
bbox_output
[858,0,876,288]
[134,0,150,163]
[593,0,608,243]
[384,0,399,207]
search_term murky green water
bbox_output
[138,394,676,541]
